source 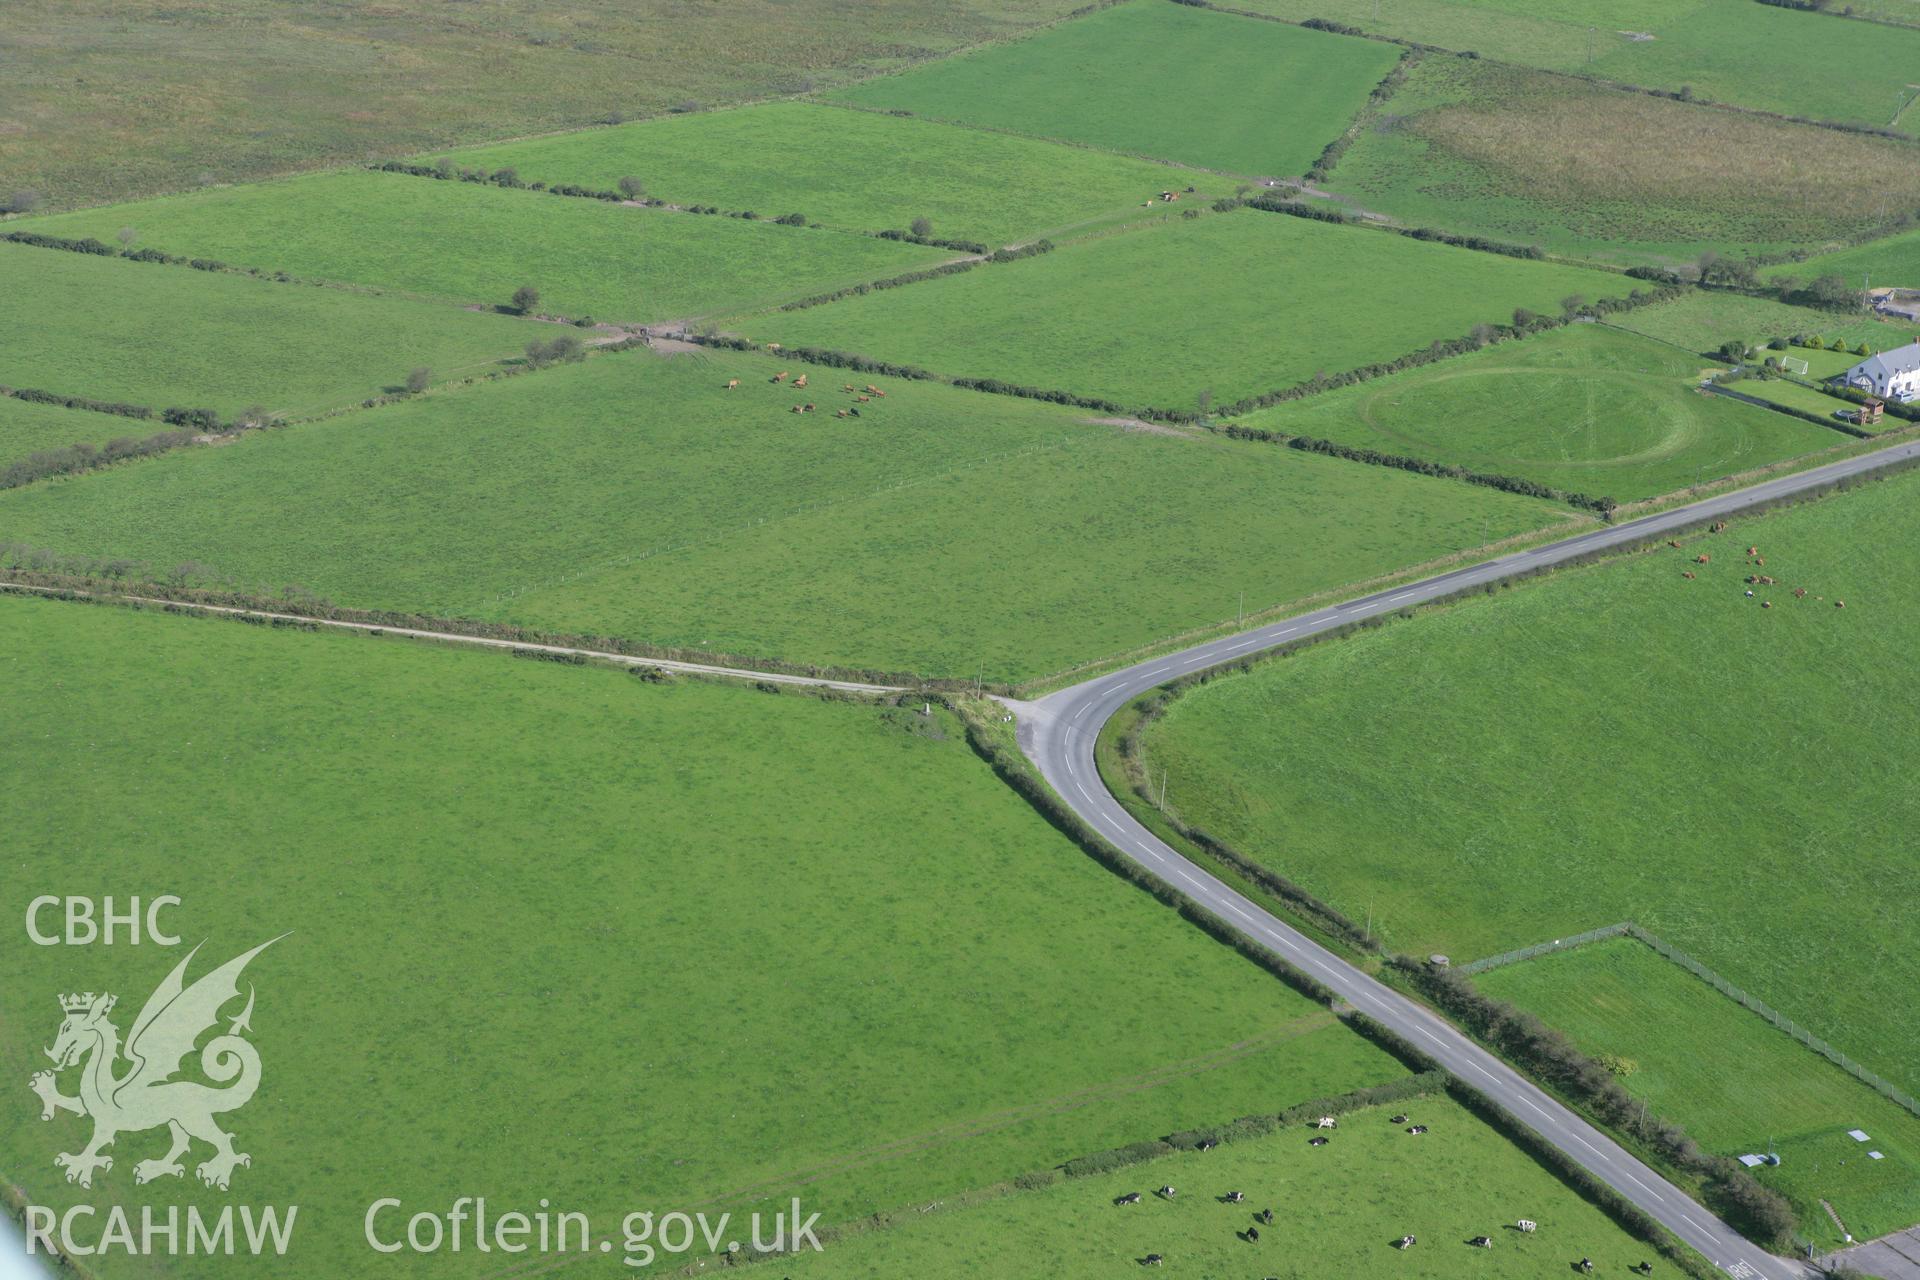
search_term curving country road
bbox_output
[1019,438,1920,1278]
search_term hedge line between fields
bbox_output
[1307,49,1419,184]
[1225,425,1615,512]
[0,387,236,489]
[776,239,1053,312]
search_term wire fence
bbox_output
[1457,922,1632,974]
[1462,921,1920,1120]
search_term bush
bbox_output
[160,407,220,431]
[910,215,933,239]
[511,285,541,315]
[405,367,432,395]
[617,175,645,200]
[524,333,586,367]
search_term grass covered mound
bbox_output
[0,243,543,417]
[738,208,1622,409]
[0,592,1404,1279]
[0,348,1565,683]
[780,1098,1665,1278]
[1233,325,1840,503]
[1135,468,1920,1097]
[830,0,1402,176]
[1330,56,1920,266]
[432,100,1226,247]
[14,169,948,324]
[1228,0,1920,126]
[1480,938,1920,1246]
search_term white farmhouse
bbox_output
[1842,341,1920,403]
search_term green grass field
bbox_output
[1326,56,1920,266]
[1723,374,1859,423]
[15,170,947,324]
[0,243,542,417]
[430,100,1225,247]
[734,209,1622,409]
[1608,292,1914,355]
[830,0,1401,176]
[1229,0,1920,125]
[1232,325,1840,502]
[1480,938,1920,1245]
[785,1098,1664,1278]
[0,0,1091,210]
[0,347,1566,683]
[1767,223,1920,295]
[0,591,1406,1278]
[0,395,157,467]
[1134,468,1920,1097]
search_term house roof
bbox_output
[1850,341,1920,381]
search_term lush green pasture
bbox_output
[1725,374,1858,423]
[1137,469,1920,1096]
[1481,939,1920,1245]
[1329,56,1920,266]
[787,1098,1661,1278]
[16,170,946,324]
[1234,326,1839,502]
[738,210,1622,409]
[0,243,541,417]
[0,593,1404,1278]
[1608,292,1913,355]
[1229,0,1920,124]
[830,0,1400,176]
[1767,223,1920,294]
[433,100,1223,247]
[0,396,151,465]
[0,348,1564,683]
[0,0,1090,210]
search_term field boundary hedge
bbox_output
[774,240,1053,312]
[1307,47,1420,184]
[1457,922,1633,974]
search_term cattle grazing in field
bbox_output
[772,371,789,383]
[1244,1226,1260,1243]
[1395,1235,1416,1250]
[1695,554,1711,564]
[1469,1236,1492,1249]
[1156,1186,1176,1200]
[1682,571,1696,579]
[725,379,740,389]
[1309,1136,1329,1147]
[1406,1125,1428,1135]
[1225,1191,1245,1203]
[1140,1253,1163,1266]
[1257,1208,1274,1224]
[1115,1192,1142,1206]
[1516,1219,1536,1234]
[793,374,808,388]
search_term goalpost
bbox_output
[1779,355,1810,377]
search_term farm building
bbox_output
[1841,341,1920,403]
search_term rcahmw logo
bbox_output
[22,936,300,1259]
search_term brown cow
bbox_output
[1683,571,1696,580]
[794,374,809,388]
[725,379,740,390]
[803,403,815,413]
[1696,554,1711,564]
[772,371,788,383]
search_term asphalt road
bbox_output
[1019,439,1920,1277]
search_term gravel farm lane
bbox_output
[1020,438,1920,1278]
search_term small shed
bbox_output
[1859,397,1885,427]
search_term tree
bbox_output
[490,166,520,186]
[405,367,432,394]
[617,175,645,200]
[1559,294,1586,317]
[117,226,138,248]
[910,216,934,239]
[511,285,540,315]
[3,189,42,214]
[1716,340,1746,364]
[434,156,455,178]
[524,334,586,367]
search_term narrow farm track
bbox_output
[1019,437,1920,1278]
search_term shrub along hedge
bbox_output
[1225,425,1614,512]
[778,240,1052,312]
[1389,957,1798,1247]
[1,431,198,491]
[4,386,153,421]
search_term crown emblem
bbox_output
[60,992,112,1014]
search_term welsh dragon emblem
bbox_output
[29,937,283,1190]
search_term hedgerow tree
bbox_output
[910,216,933,238]
[511,285,540,315]
[405,367,431,394]
[617,176,645,199]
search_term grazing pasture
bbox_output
[1134,469,1920,1097]
[830,0,1402,176]
[0,0,1092,210]
[1766,223,1920,297]
[1229,0,1920,125]
[14,170,946,324]
[1481,938,1920,1246]
[782,1098,1660,1278]
[0,395,152,467]
[736,209,1622,409]
[0,243,541,417]
[1233,326,1840,502]
[0,348,1564,683]
[431,101,1224,246]
[1328,56,1920,265]
[0,593,1404,1279]
[1608,292,1914,356]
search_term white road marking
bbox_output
[1227,639,1259,651]
[1389,591,1417,602]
